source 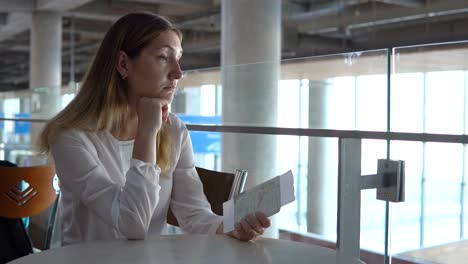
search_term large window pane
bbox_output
[391,73,424,133]
[390,141,423,253]
[425,71,464,134]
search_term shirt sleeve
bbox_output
[170,127,223,234]
[51,131,161,239]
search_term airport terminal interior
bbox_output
[2,1,468,263]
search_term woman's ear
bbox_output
[116,51,129,80]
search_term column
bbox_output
[29,11,62,151]
[28,11,62,250]
[221,0,281,238]
[307,81,329,236]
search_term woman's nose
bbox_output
[170,61,183,80]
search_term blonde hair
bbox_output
[39,12,182,172]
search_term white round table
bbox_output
[11,235,365,264]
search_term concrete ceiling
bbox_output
[1,0,468,91]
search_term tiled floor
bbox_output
[399,240,468,264]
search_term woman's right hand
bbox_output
[136,97,169,134]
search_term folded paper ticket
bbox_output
[223,170,295,233]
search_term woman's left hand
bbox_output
[228,212,271,241]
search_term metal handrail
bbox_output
[186,124,468,144]
[3,117,468,144]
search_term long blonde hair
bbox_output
[39,12,182,172]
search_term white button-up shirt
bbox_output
[51,114,222,245]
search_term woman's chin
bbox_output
[161,94,174,103]
[139,93,173,103]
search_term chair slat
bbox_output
[0,165,57,218]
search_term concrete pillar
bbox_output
[30,11,62,91]
[29,11,62,150]
[221,0,281,238]
[28,11,62,250]
[307,81,329,236]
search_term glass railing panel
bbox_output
[186,133,316,237]
[390,141,465,263]
[390,72,424,133]
[360,139,388,253]
[392,41,468,135]
[390,41,468,263]
[388,140,424,255]
[190,130,394,260]
[423,142,463,246]
[176,49,389,131]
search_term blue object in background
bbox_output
[177,115,221,125]
[14,113,31,135]
[178,115,221,154]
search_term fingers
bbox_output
[232,212,271,242]
[162,104,169,116]
[240,220,257,238]
[245,214,264,234]
[255,212,271,228]
[229,212,272,242]
[137,97,171,131]
[234,222,255,242]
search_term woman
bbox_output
[39,12,270,245]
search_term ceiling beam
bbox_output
[175,13,220,30]
[0,55,95,86]
[0,0,94,43]
[294,0,468,34]
[63,28,104,40]
[0,54,26,65]
[110,0,210,16]
[180,53,219,69]
[0,42,98,78]
[0,0,35,12]
[36,0,95,11]
[63,0,154,23]
[62,18,111,40]
[119,0,213,7]
[63,11,120,22]
[182,32,219,53]
[286,0,368,24]
[81,0,162,15]
[375,0,425,7]
[0,44,29,52]
[354,17,468,50]
[0,13,31,42]
[281,33,353,58]
[282,0,308,15]
[166,0,305,30]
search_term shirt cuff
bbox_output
[129,158,161,185]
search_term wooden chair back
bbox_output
[167,167,247,227]
[0,165,57,219]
